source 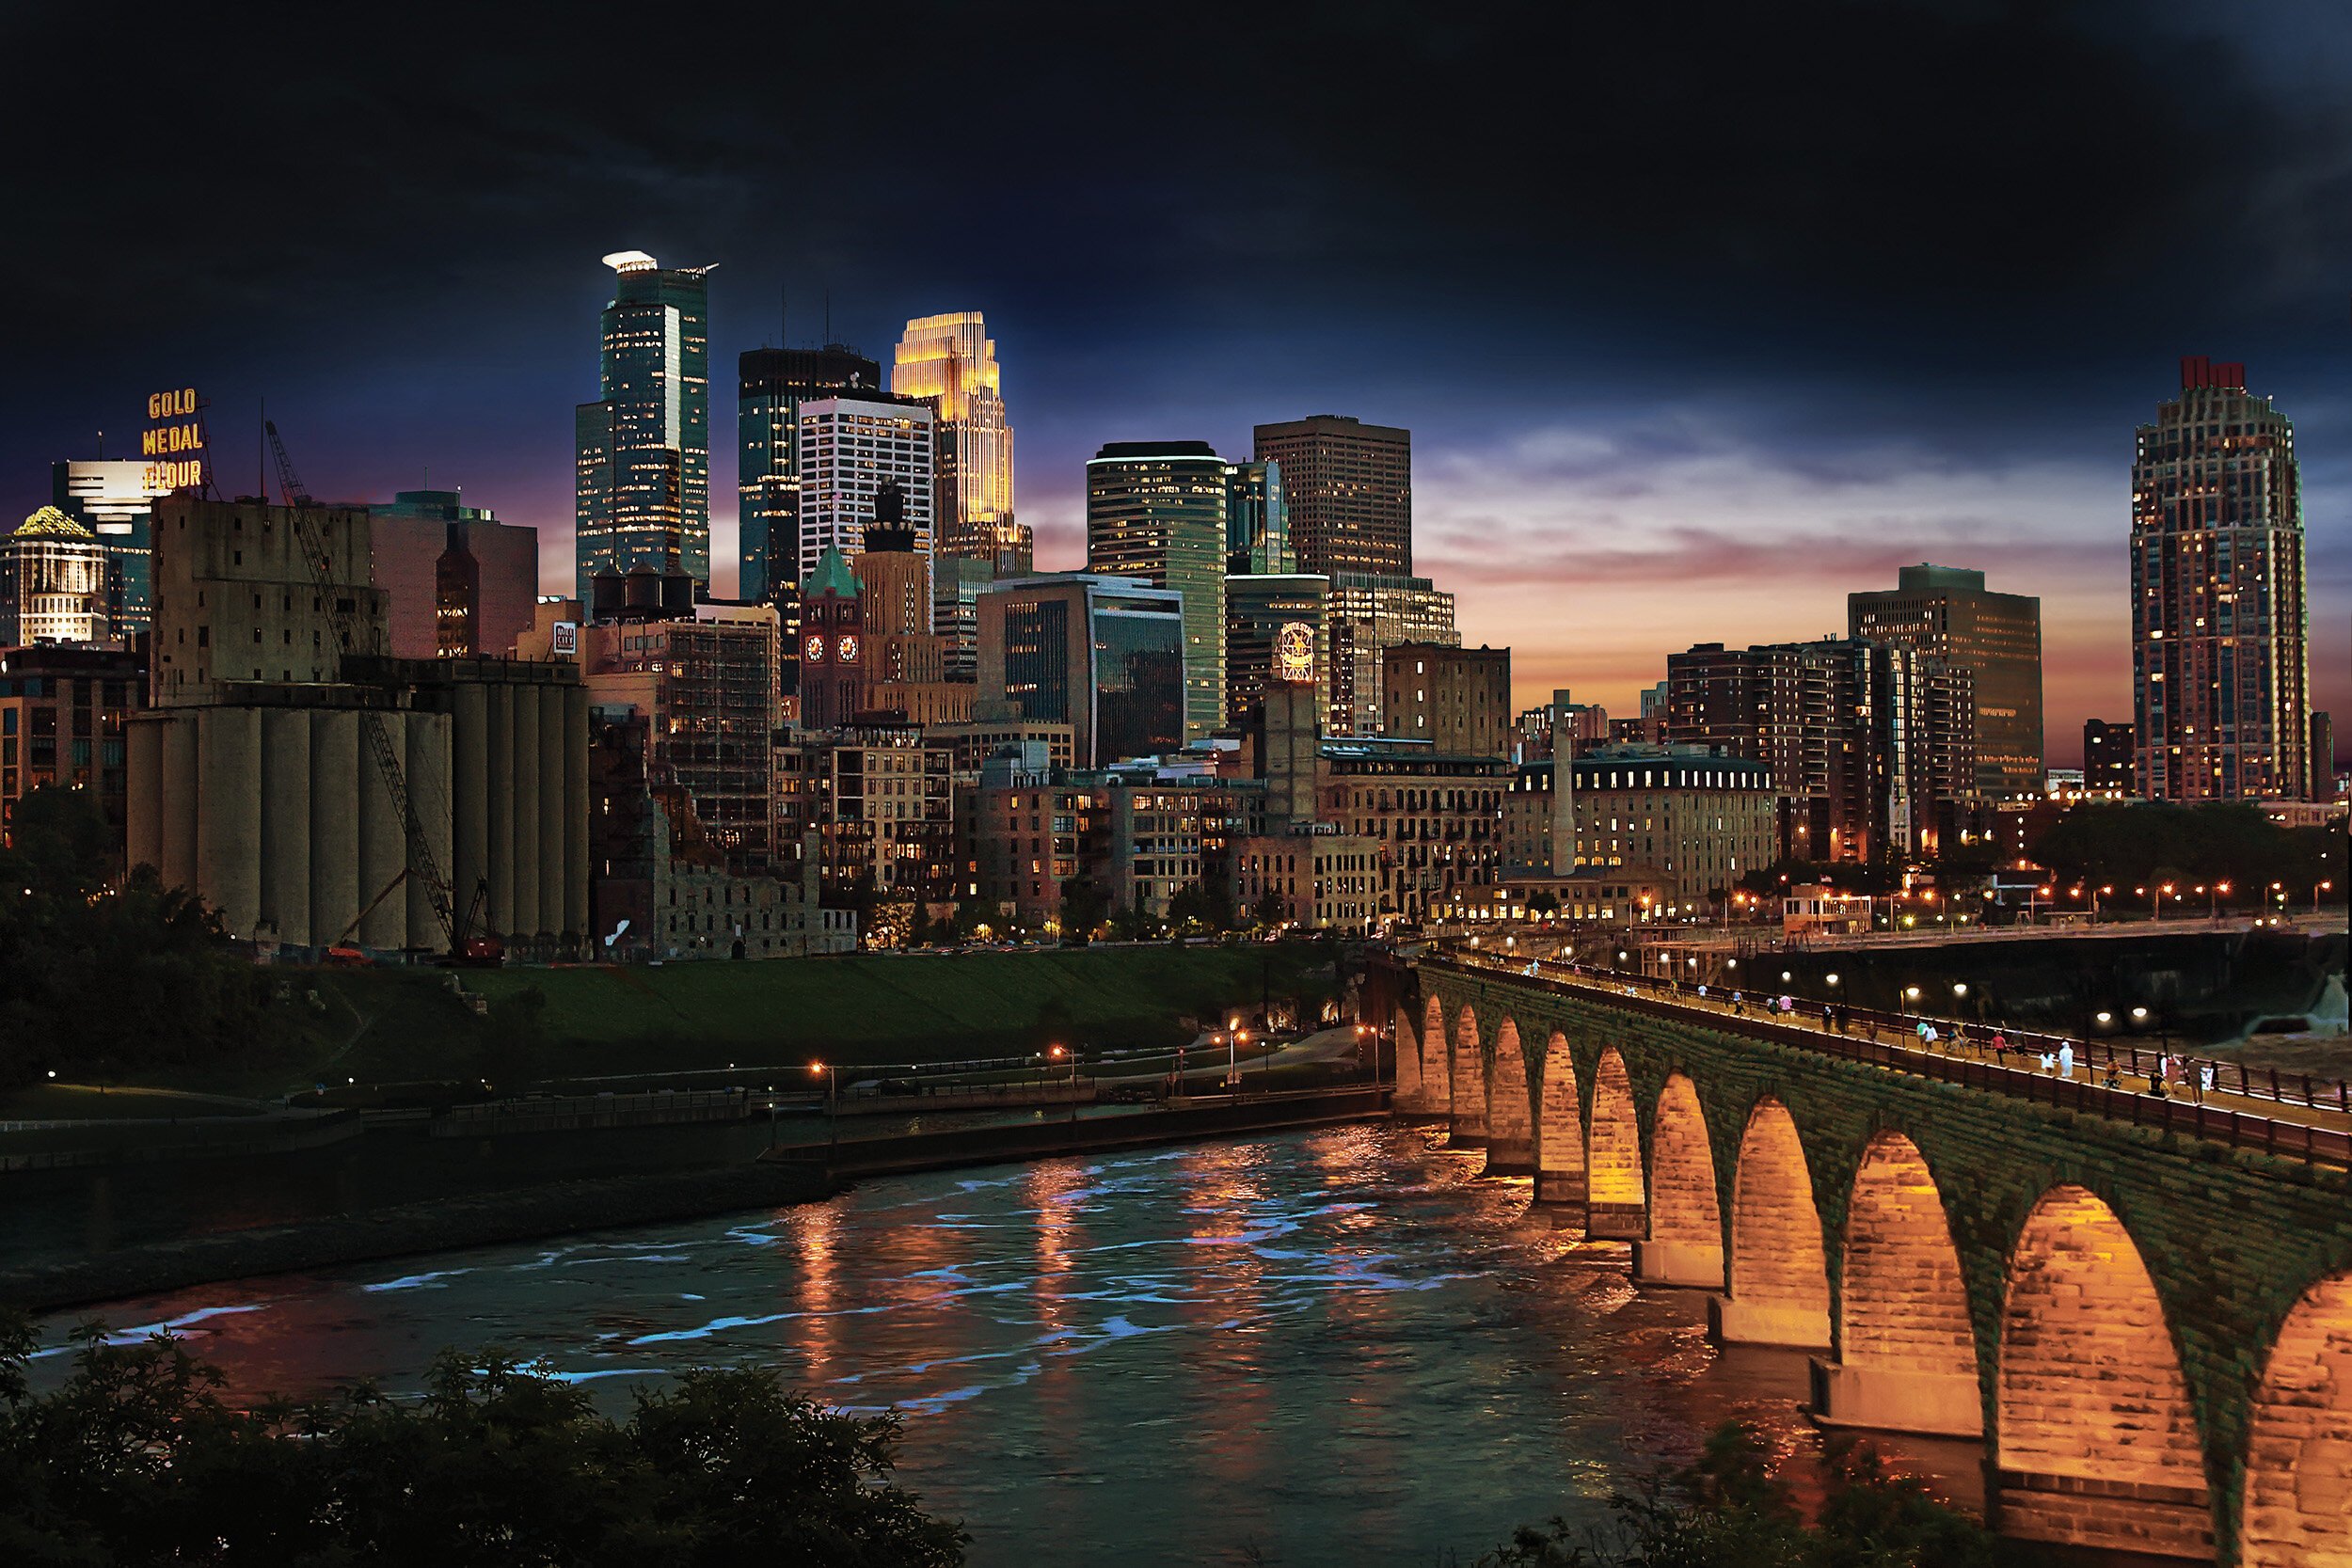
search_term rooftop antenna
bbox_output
[780,284,787,351]
[823,289,831,348]
[259,396,267,502]
[96,429,104,460]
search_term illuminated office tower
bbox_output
[1325,571,1455,736]
[2131,356,2310,800]
[797,397,935,597]
[575,250,713,597]
[1851,562,2042,798]
[739,344,880,608]
[1085,441,1228,739]
[0,508,111,645]
[52,458,167,633]
[892,311,1025,575]
[1252,415,1410,577]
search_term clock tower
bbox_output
[798,545,865,730]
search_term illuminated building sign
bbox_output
[1274,621,1315,684]
[551,622,579,657]
[141,387,210,494]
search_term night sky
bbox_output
[8,1,2346,763]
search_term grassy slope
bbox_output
[204,943,1336,1093]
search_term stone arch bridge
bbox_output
[1380,955,2352,1567]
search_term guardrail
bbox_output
[1424,954,2352,1168]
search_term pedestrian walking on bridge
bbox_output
[2058,1042,2074,1080]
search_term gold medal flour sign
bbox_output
[142,387,210,493]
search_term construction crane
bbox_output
[266,420,495,962]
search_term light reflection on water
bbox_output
[32,1123,1971,1567]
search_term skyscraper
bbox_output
[796,397,935,593]
[1085,441,1228,739]
[575,250,713,597]
[1850,562,2042,798]
[51,459,166,635]
[2131,356,2310,800]
[1223,460,1292,575]
[738,344,881,608]
[891,311,1025,575]
[977,575,1185,768]
[1251,415,1411,578]
[0,508,111,646]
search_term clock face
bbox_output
[803,633,826,664]
[837,634,860,663]
[1273,622,1315,683]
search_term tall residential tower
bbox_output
[891,311,1025,575]
[575,251,712,597]
[2130,357,2310,800]
[1085,441,1229,739]
[1850,562,2042,798]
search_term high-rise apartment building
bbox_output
[1668,637,1976,862]
[1085,442,1228,739]
[1325,571,1457,736]
[2082,719,2135,796]
[1382,643,1510,757]
[1251,415,1411,578]
[796,397,935,591]
[738,344,881,608]
[2131,356,2310,800]
[977,575,1185,768]
[1,508,112,646]
[891,312,1025,576]
[1225,574,1327,729]
[52,459,166,634]
[575,251,713,596]
[1851,562,2042,798]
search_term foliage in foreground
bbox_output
[1482,1421,2024,1568]
[0,1317,966,1566]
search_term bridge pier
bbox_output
[1708,1294,1832,1351]
[1533,1168,1585,1208]
[1584,1201,1644,1241]
[1808,1360,1981,1437]
[1632,1239,1724,1289]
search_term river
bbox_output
[29,1123,1978,1566]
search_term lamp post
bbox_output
[1049,1044,1076,1123]
[811,1061,837,1151]
[2318,879,2336,915]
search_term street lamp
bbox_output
[2096,1010,2113,1026]
[1049,1044,1076,1121]
[1904,985,1921,1005]
[810,1060,837,1149]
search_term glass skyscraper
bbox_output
[575,250,712,597]
[1223,459,1292,575]
[977,575,1185,768]
[891,311,1025,576]
[51,459,165,634]
[2130,357,2310,800]
[738,345,881,607]
[1086,441,1228,740]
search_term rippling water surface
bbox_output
[34,1124,1955,1566]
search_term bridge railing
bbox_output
[1426,953,2352,1168]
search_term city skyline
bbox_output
[7,4,2349,763]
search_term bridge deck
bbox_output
[1428,952,2352,1167]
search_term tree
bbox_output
[0,783,113,896]
[1058,875,1110,942]
[1167,879,1225,934]
[0,1317,968,1566]
[1248,888,1290,931]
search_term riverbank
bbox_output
[0,1087,1390,1315]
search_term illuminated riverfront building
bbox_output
[891,311,1025,576]
[2131,356,2311,800]
[51,459,167,634]
[1085,442,1228,739]
[1251,415,1411,578]
[1382,642,1509,758]
[576,250,713,595]
[738,344,881,608]
[0,644,144,853]
[0,508,112,646]
[796,397,935,592]
[1851,563,2042,798]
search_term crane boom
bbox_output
[265,420,457,948]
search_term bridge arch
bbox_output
[1450,1005,1486,1147]
[1583,1046,1644,1239]
[1814,1131,1980,1436]
[1994,1184,2210,1560]
[1391,1006,1423,1107]
[1712,1095,1831,1349]
[1534,1030,1585,1208]
[2240,1269,2352,1568]
[1633,1072,1723,1289]
[1485,1019,1534,1174]
[1420,995,1449,1115]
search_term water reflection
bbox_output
[33,1123,1973,1567]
